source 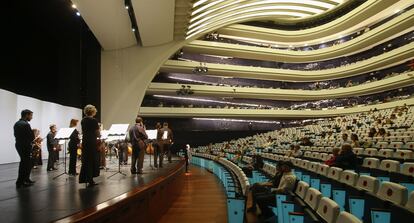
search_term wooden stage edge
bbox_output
[55,160,186,223]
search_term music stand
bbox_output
[53,127,75,180]
[146,129,158,170]
[106,124,129,179]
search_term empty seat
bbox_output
[327,167,343,181]
[308,162,319,173]
[377,181,408,205]
[401,162,414,177]
[295,181,309,200]
[318,164,329,176]
[394,150,414,160]
[353,148,364,156]
[376,141,389,149]
[406,191,414,212]
[304,188,322,210]
[301,160,310,169]
[389,141,404,149]
[340,170,358,187]
[356,175,379,193]
[336,211,362,223]
[316,197,340,223]
[379,159,400,173]
[364,148,378,157]
[362,158,380,169]
[377,149,394,158]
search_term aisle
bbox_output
[158,165,228,223]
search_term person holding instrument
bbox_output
[31,129,43,169]
[79,105,100,187]
[153,122,162,168]
[46,124,58,171]
[158,122,173,164]
[129,117,148,174]
[68,119,80,176]
[14,109,35,188]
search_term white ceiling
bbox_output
[72,0,136,50]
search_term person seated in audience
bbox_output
[375,128,388,137]
[242,154,264,177]
[300,137,313,146]
[333,144,357,170]
[255,162,297,220]
[368,127,377,137]
[325,131,334,140]
[247,162,284,213]
[287,145,302,157]
[341,133,352,145]
[325,147,340,166]
[231,151,242,163]
[350,134,360,148]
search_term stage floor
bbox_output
[0,156,181,223]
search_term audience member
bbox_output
[325,148,340,166]
[333,144,357,170]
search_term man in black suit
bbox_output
[14,109,35,188]
[46,124,58,171]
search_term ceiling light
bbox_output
[76,12,81,16]
[193,118,280,124]
[132,28,136,32]
[193,0,209,8]
[71,4,77,9]
[125,5,129,9]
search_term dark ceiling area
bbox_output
[2,0,102,119]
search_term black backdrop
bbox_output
[2,0,101,120]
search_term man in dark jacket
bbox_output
[14,109,35,188]
[334,144,357,170]
[158,122,173,165]
[129,117,148,174]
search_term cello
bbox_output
[146,142,154,155]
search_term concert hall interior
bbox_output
[2,0,414,222]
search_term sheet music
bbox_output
[146,129,157,140]
[108,124,129,136]
[162,131,168,140]
[54,128,75,140]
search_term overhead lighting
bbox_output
[132,28,136,32]
[153,95,261,107]
[192,0,209,8]
[76,12,81,16]
[71,4,77,9]
[125,5,129,10]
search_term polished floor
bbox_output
[158,165,228,223]
[0,155,180,223]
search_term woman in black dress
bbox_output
[79,105,100,187]
[68,119,80,176]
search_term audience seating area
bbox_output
[193,105,414,223]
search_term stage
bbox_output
[0,156,182,223]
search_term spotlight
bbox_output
[76,12,81,16]
[132,28,136,32]
[125,5,129,9]
[72,4,77,9]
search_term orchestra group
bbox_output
[13,105,174,188]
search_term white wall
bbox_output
[0,89,82,164]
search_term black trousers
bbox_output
[257,193,277,218]
[250,183,271,208]
[68,147,77,174]
[131,145,144,172]
[16,146,32,184]
[47,150,55,170]
[153,143,164,167]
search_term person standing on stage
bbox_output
[153,122,162,168]
[14,109,35,188]
[79,104,100,187]
[129,117,148,174]
[68,119,80,176]
[32,129,43,169]
[46,124,58,171]
[159,122,174,164]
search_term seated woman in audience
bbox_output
[375,128,388,137]
[368,128,377,137]
[325,147,340,166]
[350,134,360,148]
[287,145,303,157]
[333,144,357,170]
[300,137,313,146]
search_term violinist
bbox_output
[31,129,43,169]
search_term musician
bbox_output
[153,122,162,168]
[158,122,174,164]
[98,123,106,169]
[68,119,80,176]
[79,104,100,187]
[14,109,35,188]
[129,117,148,174]
[32,129,43,169]
[46,124,58,171]
[118,140,128,165]
[184,144,192,172]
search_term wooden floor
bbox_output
[158,165,228,223]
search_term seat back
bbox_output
[379,159,400,173]
[318,164,329,176]
[401,162,414,177]
[377,149,393,158]
[394,150,413,160]
[304,188,322,210]
[356,175,379,193]
[353,148,364,156]
[308,162,319,173]
[362,158,380,169]
[336,211,362,223]
[340,170,358,186]
[377,181,408,205]
[295,181,309,200]
[316,197,340,223]
[364,148,378,156]
[327,167,343,181]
